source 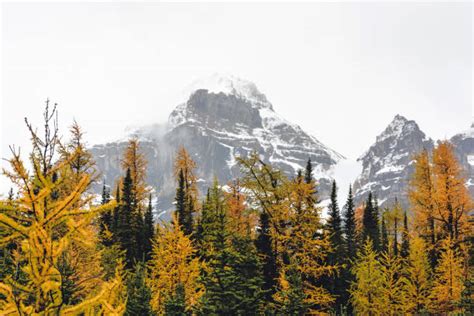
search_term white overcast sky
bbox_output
[1,2,473,192]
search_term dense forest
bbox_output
[0,103,473,315]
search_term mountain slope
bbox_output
[353,115,434,209]
[450,123,474,196]
[91,74,344,218]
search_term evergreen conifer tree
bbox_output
[381,213,389,254]
[325,180,344,312]
[401,211,410,259]
[362,192,380,251]
[343,185,357,260]
[175,169,193,235]
[143,194,154,261]
[99,183,113,246]
[125,262,152,316]
[199,180,265,314]
[256,211,278,303]
[118,168,138,266]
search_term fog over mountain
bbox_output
[91,74,344,218]
[89,74,474,218]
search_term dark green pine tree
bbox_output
[111,183,121,243]
[142,194,154,261]
[98,183,112,245]
[199,181,265,314]
[362,192,380,251]
[373,195,381,251]
[117,168,138,266]
[304,158,313,184]
[400,211,410,259]
[393,214,399,257]
[175,169,193,236]
[275,264,308,315]
[342,185,357,314]
[304,158,319,204]
[256,211,278,303]
[325,180,345,313]
[343,185,357,260]
[380,212,389,253]
[125,262,152,316]
[165,283,189,316]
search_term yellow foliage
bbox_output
[224,180,257,238]
[403,236,432,314]
[430,238,465,313]
[350,239,385,316]
[121,138,149,204]
[410,143,472,242]
[147,216,204,314]
[173,146,198,207]
[379,247,407,315]
[238,154,335,310]
[0,116,126,314]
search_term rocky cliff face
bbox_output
[91,74,344,218]
[450,124,474,196]
[352,115,434,209]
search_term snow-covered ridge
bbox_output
[179,73,271,108]
[168,74,344,165]
[459,122,474,139]
[376,114,416,143]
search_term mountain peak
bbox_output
[376,114,418,143]
[180,73,270,107]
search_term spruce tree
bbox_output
[381,213,389,254]
[304,158,313,184]
[99,183,112,245]
[199,180,264,314]
[118,168,137,266]
[342,185,357,313]
[143,194,154,261]
[111,183,121,242]
[125,262,152,316]
[400,211,410,259]
[362,192,380,251]
[256,211,278,303]
[175,169,193,236]
[343,185,357,260]
[325,180,344,312]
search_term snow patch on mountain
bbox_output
[179,73,271,108]
[353,114,433,209]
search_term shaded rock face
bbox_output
[353,115,434,209]
[450,127,474,196]
[91,78,344,219]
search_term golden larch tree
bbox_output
[0,103,126,315]
[431,141,471,241]
[403,236,432,313]
[224,180,257,238]
[379,246,407,315]
[238,153,336,311]
[350,239,385,316]
[430,238,465,313]
[147,216,204,314]
[121,138,148,205]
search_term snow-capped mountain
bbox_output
[91,74,344,218]
[450,123,474,196]
[352,115,434,209]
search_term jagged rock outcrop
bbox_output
[353,115,434,209]
[450,123,474,196]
